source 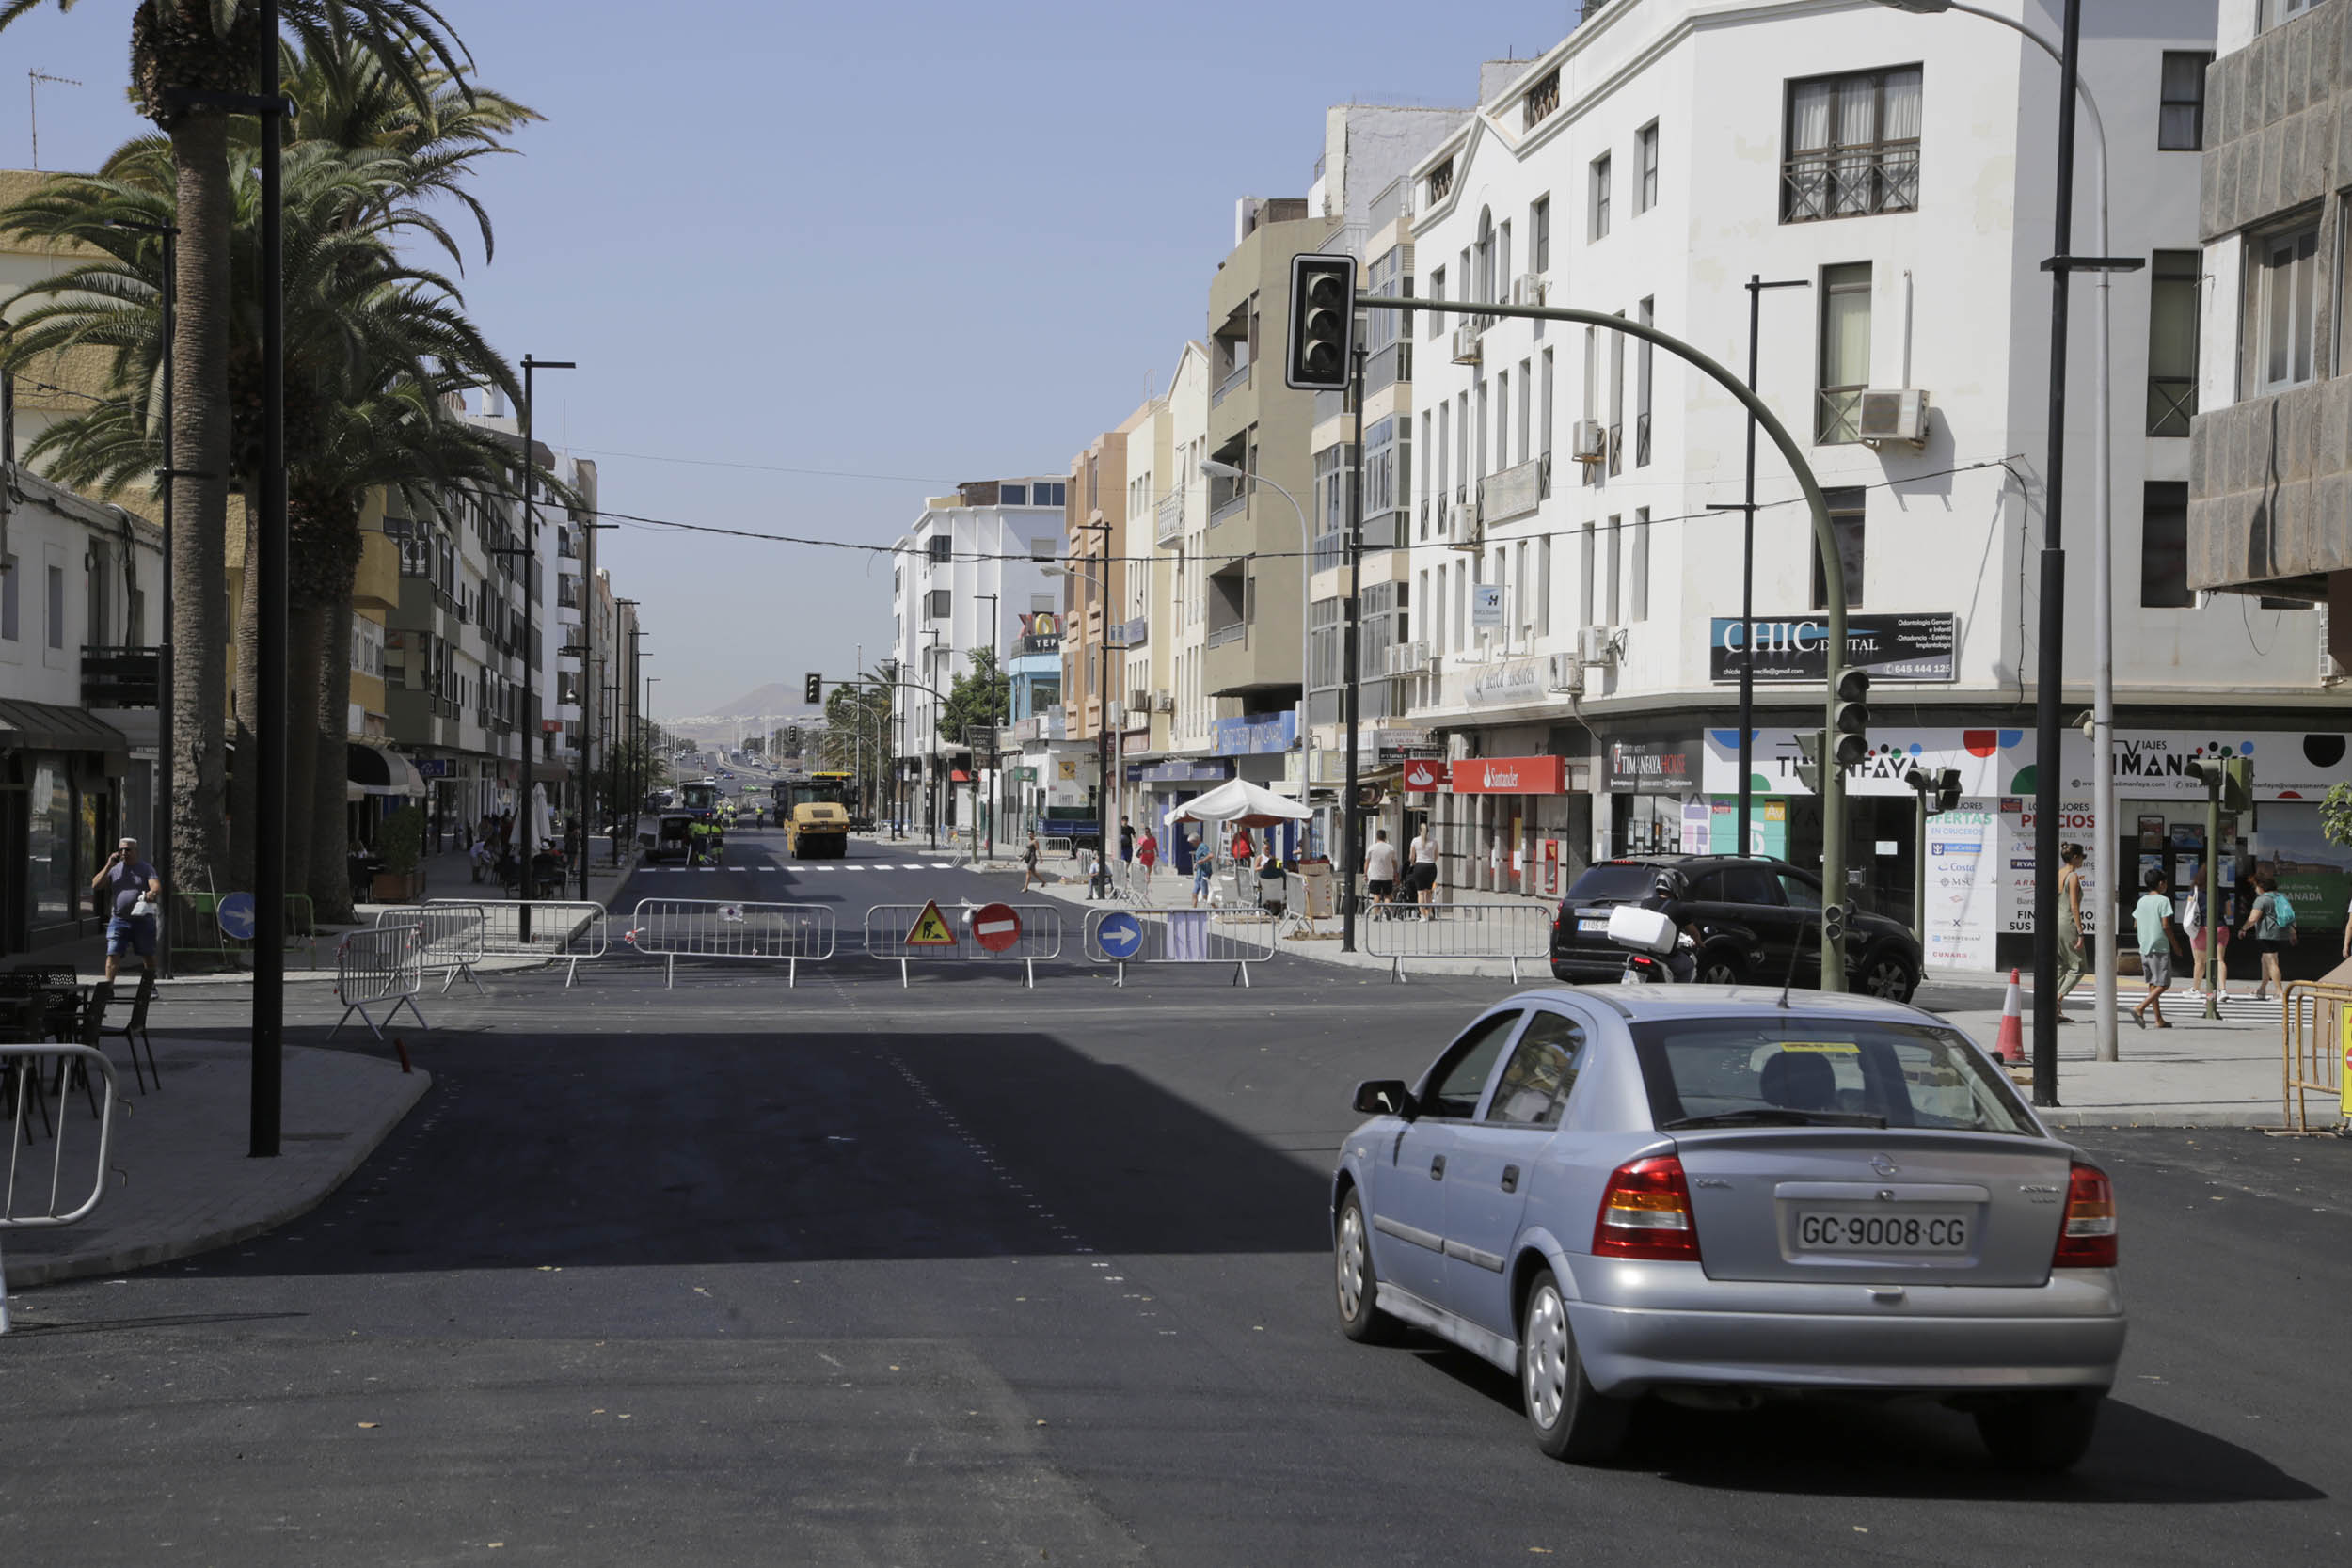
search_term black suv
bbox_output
[1548,854,1923,1001]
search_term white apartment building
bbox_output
[1388,0,2303,974]
[889,478,1066,838]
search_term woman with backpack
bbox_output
[2238,872,2296,1001]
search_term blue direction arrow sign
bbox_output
[217,892,258,942]
[1096,911,1143,960]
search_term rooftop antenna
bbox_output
[27,70,83,172]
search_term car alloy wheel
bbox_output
[1519,1269,1629,1462]
[1334,1193,1401,1344]
[1697,957,1742,986]
[1863,955,1917,1000]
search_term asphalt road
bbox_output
[6,837,2347,1564]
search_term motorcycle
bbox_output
[1611,873,1699,985]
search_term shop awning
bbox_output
[347,743,427,801]
[0,698,130,772]
[950,768,972,782]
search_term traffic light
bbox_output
[804,672,821,704]
[1823,901,1849,945]
[1832,668,1871,767]
[1284,253,1357,391]
[1935,767,1963,813]
[1795,729,1827,794]
[2223,755,2252,813]
[1905,765,1963,814]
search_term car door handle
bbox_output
[1429,1154,1446,1180]
[1501,1164,1520,1194]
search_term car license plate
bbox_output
[1794,1209,1969,1253]
[1578,918,1608,934]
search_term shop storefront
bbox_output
[1603,736,1706,858]
[0,701,133,957]
[1136,758,1232,870]
[1446,752,1580,898]
[1213,710,1304,858]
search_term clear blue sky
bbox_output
[4,1,1578,716]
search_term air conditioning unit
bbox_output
[1579,625,1621,666]
[1511,273,1546,308]
[1406,639,1435,673]
[1451,322,1482,365]
[1570,419,1608,465]
[1547,651,1584,694]
[1153,690,1175,713]
[1449,502,1482,549]
[1128,689,1151,712]
[1856,388,1931,447]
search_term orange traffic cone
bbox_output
[1994,968,2026,1063]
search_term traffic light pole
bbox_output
[1359,293,1851,987]
[1341,342,1366,952]
[2203,776,2221,1022]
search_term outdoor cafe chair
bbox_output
[100,972,160,1094]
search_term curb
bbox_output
[3,1064,433,1290]
[2035,1107,2285,1130]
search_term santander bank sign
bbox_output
[1448,755,1568,795]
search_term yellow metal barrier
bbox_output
[2281,981,2352,1132]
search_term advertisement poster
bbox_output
[1997,797,2097,938]
[1705,727,2026,798]
[2247,819,2352,930]
[1681,800,1711,853]
[1708,798,1788,856]
[1707,613,1960,684]
[1924,800,1998,971]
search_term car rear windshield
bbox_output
[1564,863,1665,903]
[1629,1019,2039,1136]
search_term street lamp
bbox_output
[1871,0,2135,1089]
[1043,537,1115,871]
[1200,458,1316,851]
[515,355,574,945]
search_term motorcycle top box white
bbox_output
[1606,904,1677,956]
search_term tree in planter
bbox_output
[374,800,423,896]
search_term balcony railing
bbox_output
[1209,491,1249,530]
[1817,388,1865,445]
[80,645,160,707]
[1635,410,1652,467]
[1537,451,1553,500]
[1205,621,1248,650]
[1156,489,1184,546]
[1212,359,1252,408]
[1608,424,1623,477]
[1781,142,1920,224]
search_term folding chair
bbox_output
[102,971,161,1094]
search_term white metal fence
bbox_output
[625,899,837,988]
[375,903,487,994]
[1083,907,1281,987]
[429,898,609,986]
[863,902,1066,988]
[1,1043,119,1334]
[1358,901,1556,983]
[331,924,429,1040]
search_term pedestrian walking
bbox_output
[1404,824,1438,913]
[1193,848,1215,908]
[1364,828,1400,910]
[1088,842,1111,901]
[1120,818,1136,868]
[2131,867,2182,1029]
[2049,843,2088,1021]
[1022,832,1041,893]
[91,837,162,984]
[2238,873,2296,1000]
[2185,880,2233,998]
[1136,828,1158,892]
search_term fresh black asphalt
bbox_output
[5,828,2346,1564]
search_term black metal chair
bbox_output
[101,971,160,1094]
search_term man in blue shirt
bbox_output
[91,836,163,984]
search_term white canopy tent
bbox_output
[1166,778,1311,829]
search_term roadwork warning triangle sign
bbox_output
[904,899,958,946]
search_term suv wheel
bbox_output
[1859,950,1919,1002]
[1695,953,1743,987]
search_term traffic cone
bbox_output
[1994,968,2026,1063]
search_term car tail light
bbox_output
[2053,1161,2117,1268]
[1593,1155,1700,1260]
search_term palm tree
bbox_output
[0,0,476,893]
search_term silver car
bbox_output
[1330,987,2124,1468]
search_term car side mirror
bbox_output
[1354,1079,1415,1117]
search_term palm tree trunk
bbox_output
[166,111,233,895]
[310,579,358,923]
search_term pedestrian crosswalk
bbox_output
[633,862,961,874]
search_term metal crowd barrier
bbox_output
[375,904,487,994]
[331,924,428,1041]
[167,891,322,971]
[1,1043,119,1334]
[626,899,837,988]
[1358,900,1556,983]
[428,898,609,987]
[2282,981,2352,1132]
[1083,907,1280,988]
[864,902,1065,988]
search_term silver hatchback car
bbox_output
[1331,987,2124,1468]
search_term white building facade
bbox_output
[1387,0,2306,974]
[889,478,1067,840]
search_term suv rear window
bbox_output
[1630,1020,2038,1135]
[1564,863,1666,902]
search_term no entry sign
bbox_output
[972,902,1022,953]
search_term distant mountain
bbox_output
[711,683,822,720]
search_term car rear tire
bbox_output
[1695,953,1744,987]
[1973,1390,2101,1472]
[1519,1269,1629,1463]
[1859,950,1920,1002]
[1333,1192,1403,1344]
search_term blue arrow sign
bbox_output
[1096,911,1143,960]
[217,892,258,942]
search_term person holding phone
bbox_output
[91,836,163,983]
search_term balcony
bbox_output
[1607,422,1623,478]
[1205,621,1248,650]
[1156,489,1184,546]
[1537,451,1553,500]
[1209,490,1249,530]
[1781,142,1920,224]
[1635,410,1652,467]
[80,646,160,707]
[1213,358,1253,409]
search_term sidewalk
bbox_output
[2,1036,431,1291]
